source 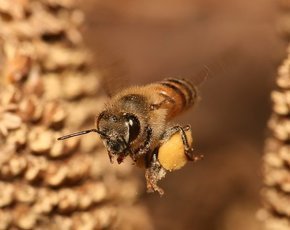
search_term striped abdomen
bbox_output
[153,78,198,120]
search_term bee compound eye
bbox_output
[124,114,140,143]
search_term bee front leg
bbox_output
[162,125,202,162]
[107,151,114,163]
[132,126,153,161]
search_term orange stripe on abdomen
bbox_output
[153,78,198,120]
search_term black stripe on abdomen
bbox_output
[166,78,197,106]
[160,82,187,108]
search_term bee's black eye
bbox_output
[124,114,140,143]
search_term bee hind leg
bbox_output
[162,125,203,162]
[145,150,166,195]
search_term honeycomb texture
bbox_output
[0,0,151,229]
[259,1,290,228]
[260,47,290,230]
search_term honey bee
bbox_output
[58,78,202,195]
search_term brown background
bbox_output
[82,0,285,229]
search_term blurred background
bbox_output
[82,0,285,229]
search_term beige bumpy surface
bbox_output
[259,1,290,229]
[260,46,290,229]
[0,0,151,229]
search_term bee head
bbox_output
[96,111,141,163]
[57,110,141,163]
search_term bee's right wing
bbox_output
[99,59,131,98]
[188,46,237,87]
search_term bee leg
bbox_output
[149,95,174,110]
[107,151,114,163]
[134,126,153,159]
[149,101,167,110]
[145,150,166,195]
[163,125,203,162]
[130,154,138,163]
[182,125,203,162]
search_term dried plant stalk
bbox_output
[260,46,290,229]
[0,0,151,229]
[259,2,290,229]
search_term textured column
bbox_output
[260,1,290,229]
[0,0,151,229]
[260,46,290,229]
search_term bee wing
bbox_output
[189,47,236,87]
[191,61,225,86]
[99,59,131,98]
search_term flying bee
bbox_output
[58,78,203,195]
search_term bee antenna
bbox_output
[57,129,107,141]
